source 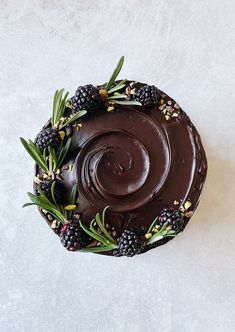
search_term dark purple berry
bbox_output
[135,84,159,106]
[35,127,61,150]
[72,84,103,112]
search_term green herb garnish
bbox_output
[20,137,71,175]
[80,206,118,253]
[23,184,78,225]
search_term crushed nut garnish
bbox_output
[47,214,53,221]
[145,233,152,239]
[33,176,42,184]
[159,97,180,120]
[184,211,194,218]
[59,131,65,140]
[51,220,59,229]
[107,106,114,112]
[184,201,192,211]
[64,204,76,211]
[66,100,72,108]
[99,89,108,101]
[73,123,83,131]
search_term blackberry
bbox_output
[35,128,61,151]
[60,222,89,251]
[159,207,184,231]
[134,84,159,106]
[36,179,61,203]
[118,229,143,257]
[72,84,103,112]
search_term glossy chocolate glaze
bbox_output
[36,85,207,254]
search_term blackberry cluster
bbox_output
[72,84,103,112]
[35,128,61,151]
[159,207,184,231]
[118,229,143,257]
[134,84,159,106]
[36,179,61,203]
[60,222,89,251]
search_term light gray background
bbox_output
[0,1,235,331]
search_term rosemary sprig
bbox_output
[58,110,87,129]
[105,56,125,91]
[102,57,142,108]
[49,88,87,130]
[20,138,48,172]
[20,137,71,175]
[52,89,69,128]
[145,219,177,246]
[23,184,78,225]
[68,185,78,219]
[79,207,118,253]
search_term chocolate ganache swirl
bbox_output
[36,86,207,243]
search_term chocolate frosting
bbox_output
[36,85,207,253]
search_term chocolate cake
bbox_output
[21,57,207,257]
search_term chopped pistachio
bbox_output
[66,100,72,108]
[33,176,42,184]
[64,204,77,211]
[184,211,194,218]
[184,201,192,211]
[51,220,58,229]
[99,89,108,101]
[145,233,152,239]
[59,130,65,140]
[68,164,73,171]
[107,106,114,112]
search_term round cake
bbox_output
[21,57,207,257]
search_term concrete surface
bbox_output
[0,1,235,331]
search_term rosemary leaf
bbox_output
[81,245,117,253]
[90,220,107,241]
[147,235,164,245]
[51,181,61,212]
[109,94,128,100]
[70,185,78,205]
[102,206,109,225]
[95,212,116,244]
[52,89,69,127]
[56,138,71,170]
[48,147,57,167]
[26,192,66,223]
[79,221,110,246]
[146,217,158,234]
[59,110,87,129]
[114,100,142,106]
[105,56,124,91]
[20,138,48,172]
[108,81,127,94]
[68,185,78,219]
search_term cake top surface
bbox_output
[21,57,207,257]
